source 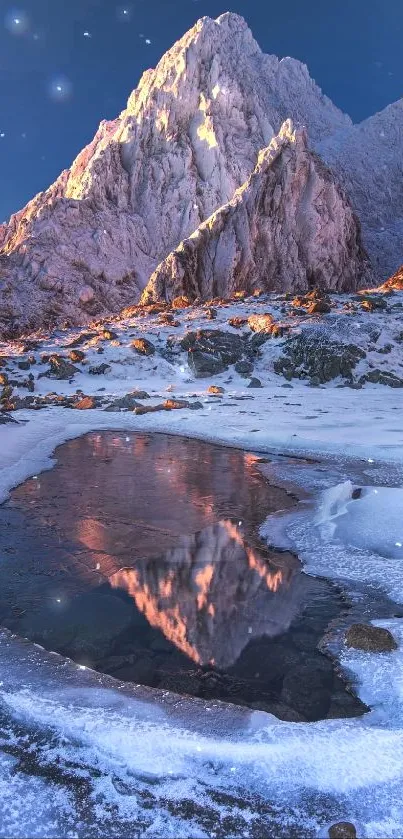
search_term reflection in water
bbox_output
[0,432,367,720]
[110,520,306,669]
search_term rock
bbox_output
[78,285,95,305]
[133,404,168,415]
[171,296,192,309]
[207,385,224,394]
[143,122,373,304]
[318,97,403,278]
[359,369,403,388]
[17,359,31,370]
[274,334,366,383]
[132,338,156,356]
[74,396,97,410]
[43,355,80,380]
[247,377,262,388]
[89,363,111,375]
[69,349,85,363]
[105,391,150,411]
[345,623,398,652]
[382,265,403,291]
[188,351,226,377]
[306,299,332,314]
[247,314,276,333]
[182,330,248,378]
[234,360,254,376]
[204,307,217,320]
[102,328,118,340]
[66,332,97,348]
[228,317,248,329]
[328,822,357,839]
[163,399,192,409]
[359,295,388,312]
[0,412,17,424]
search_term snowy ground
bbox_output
[0,291,403,836]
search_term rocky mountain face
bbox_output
[142,121,373,303]
[318,99,403,279]
[0,12,399,336]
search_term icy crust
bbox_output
[1,618,403,836]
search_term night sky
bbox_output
[0,0,401,222]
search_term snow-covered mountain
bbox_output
[318,98,403,279]
[0,12,399,336]
[143,121,373,303]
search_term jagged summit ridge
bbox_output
[142,120,373,303]
[0,12,396,336]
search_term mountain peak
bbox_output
[0,14,391,337]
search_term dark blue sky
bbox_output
[0,0,401,221]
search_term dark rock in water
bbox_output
[328,822,357,838]
[274,335,365,383]
[234,360,254,376]
[17,359,31,370]
[359,368,403,387]
[351,487,362,499]
[183,329,248,377]
[89,363,111,375]
[345,623,398,652]
[42,355,80,380]
[281,658,334,721]
[247,377,262,388]
[132,338,156,356]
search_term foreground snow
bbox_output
[0,296,403,836]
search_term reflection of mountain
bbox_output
[110,520,310,669]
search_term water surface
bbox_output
[0,432,366,720]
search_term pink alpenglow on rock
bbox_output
[0,12,392,337]
[142,121,373,303]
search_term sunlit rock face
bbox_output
[0,13,353,336]
[142,121,373,302]
[110,520,308,669]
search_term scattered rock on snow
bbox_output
[132,338,156,356]
[274,334,365,383]
[328,822,357,839]
[42,355,80,380]
[89,363,111,375]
